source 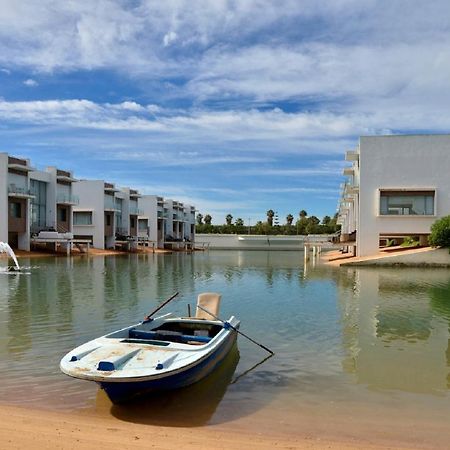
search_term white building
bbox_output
[72,180,121,249]
[138,195,166,248]
[338,135,450,257]
[0,153,35,250]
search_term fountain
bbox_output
[0,242,21,271]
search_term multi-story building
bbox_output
[184,204,196,242]
[72,180,121,249]
[0,153,35,250]
[338,135,450,257]
[1,152,195,252]
[138,195,166,248]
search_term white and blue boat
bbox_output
[60,293,239,403]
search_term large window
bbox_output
[73,211,93,225]
[380,190,435,216]
[30,179,47,227]
[10,202,22,218]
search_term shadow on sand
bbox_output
[107,343,243,427]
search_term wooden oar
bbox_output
[196,304,274,355]
[143,292,179,322]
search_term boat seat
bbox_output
[196,292,221,320]
[128,329,211,344]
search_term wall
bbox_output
[73,180,105,249]
[196,234,308,250]
[358,135,450,257]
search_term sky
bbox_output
[1,1,450,224]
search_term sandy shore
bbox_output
[0,403,412,450]
[0,247,173,260]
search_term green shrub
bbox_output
[429,215,450,248]
[401,236,419,248]
[386,239,395,247]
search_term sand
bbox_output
[0,403,412,450]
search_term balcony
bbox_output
[129,189,141,199]
[345,150,359,162]
[8,184,35,198]
[129,207,143,216]
[8,156,35,173]
[157,211,167,219]
[104,197,119,211]
[56,193,79,205]
[343,167,355,176]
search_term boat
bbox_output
[60,292,239,403]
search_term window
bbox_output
[10,202,21,218]
[73,212,92,225]
[106,214,111,226]
[58,208,67,222]
[130,217,136,228]
[380,190,435,216]
[138,220,147,232]
[30,179,47,227]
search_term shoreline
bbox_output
[0,402,415,450]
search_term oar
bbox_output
[196,304,274,355]
[143,292,179,322]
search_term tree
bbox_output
[196,213,203,225]
[306,216,320,234]
[235,218,244,227]
[266,209,275,226]
[429,215,450,247]
[322,215,331,226]
[286,214,294,225]
[299,210,308,219]
[225,214,233,225]
[204,214,212,225]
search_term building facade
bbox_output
[338,135,450,257]
[1,152,195,251]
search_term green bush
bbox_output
[429,215,450,248]
[401,236,419,248]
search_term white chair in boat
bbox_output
[196,292,222,320]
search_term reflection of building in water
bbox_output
[339,268,450,394]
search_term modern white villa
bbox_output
[338,135,450,257]
[0,152,195,251]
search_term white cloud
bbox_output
[163,31,177,47]
[23,78,38,86]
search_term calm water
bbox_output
[0,251,450,435]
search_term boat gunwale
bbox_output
[60,316,239,383]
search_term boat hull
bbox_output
[100,328,237,403]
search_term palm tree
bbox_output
[225,214,233,225]
[286,214,294,225]
[299,210,308,219]
[196,213,203,225]
[266,209,275,226]
[235,218,244,227]
[204,214,212,225]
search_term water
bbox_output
[0,242,20,270]
[0,251,449,443]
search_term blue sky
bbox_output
[1,1,450,224]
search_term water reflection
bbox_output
[109,344,240,427]
[338,267,450,394]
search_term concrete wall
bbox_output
[357,135,450,257]
[139,195,158,243]
[0,153,8,244]
[196,234,308,250]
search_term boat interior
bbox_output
[105,319,224,346]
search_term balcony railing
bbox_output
[56,193,79,205]
[129,207,143,215]
[8,184,34,197]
